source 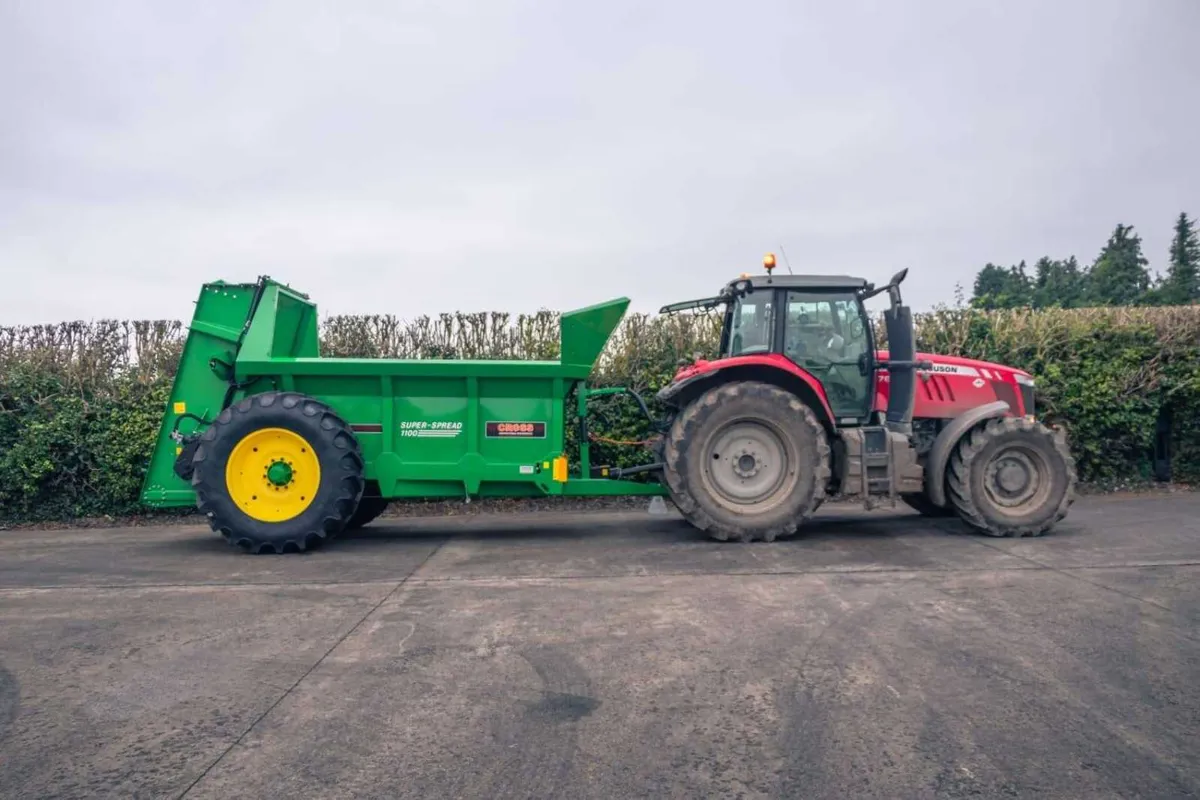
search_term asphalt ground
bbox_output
[1,494,1198,799]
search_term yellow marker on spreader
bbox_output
[173,402,186,414]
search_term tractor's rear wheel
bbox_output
[191,392,365,553]
[947,416,1075,537]
[664,382,830,542]
[901,492,955,518]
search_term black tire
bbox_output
[664,381,831,542]
[947,416,1076,537]
[346,495,390,529]
[900,492,956,518]
[192,392,365,553]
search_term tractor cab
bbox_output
[661,257,919,429]
[718,272,876,421]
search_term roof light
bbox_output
[763,253,776,273]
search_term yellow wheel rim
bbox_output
[225,428,321,522]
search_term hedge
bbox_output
[2,305,1198,522]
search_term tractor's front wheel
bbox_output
[947,417,1076,537]
[191,392,365,553]
[664,382,830,542]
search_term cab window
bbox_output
[783,291,872,419]
[724,291,775,356]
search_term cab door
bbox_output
[781,290,873,421]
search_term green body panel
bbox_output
[560,298,630,372]
[141,279,666,509]
[142,282,258,506]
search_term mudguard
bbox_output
[657,354,836,427]
[926,400,1011,507]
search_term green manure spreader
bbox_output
[145,262,1074,554]
[142,277,666,553]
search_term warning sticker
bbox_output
[486,421,546,439]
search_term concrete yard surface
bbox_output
[1,494,1198,799]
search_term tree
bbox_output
[1161,212,1200,304]
[972,263,1008,309]
[1088,224,1150,306]
[1007,260,1033,307]
[1032,256,1085,308]
[971,261,1033,309]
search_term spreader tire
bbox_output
[664,381,830,542]
[901,492,955,518]
[947,416,1075,537]
[191,392,365,553]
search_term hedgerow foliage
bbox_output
[2,305,1198,521]
[0,322,180,520]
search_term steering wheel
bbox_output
[827,381,857,402]
[801,354,833,369]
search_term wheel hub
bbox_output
[996,459,1028,493]
[224,427,321,522]
[733,450,761,478]
[266,460,294,487]
[985,448,1041,509]
[703,421,792,507]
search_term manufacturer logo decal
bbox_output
[973,378,986,388]
[486,421,546,438]
[919,363,982,377]
[400,421,463,438]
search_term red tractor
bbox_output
[655,257,1076,542]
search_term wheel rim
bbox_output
[700,419,797,511]
[983,444,1051,515]
[225,427,320,522]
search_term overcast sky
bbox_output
[2,0,1198,325]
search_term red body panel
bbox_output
[668,352,1032,420]
[875,352,1032,419]
[668,353,836,421]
